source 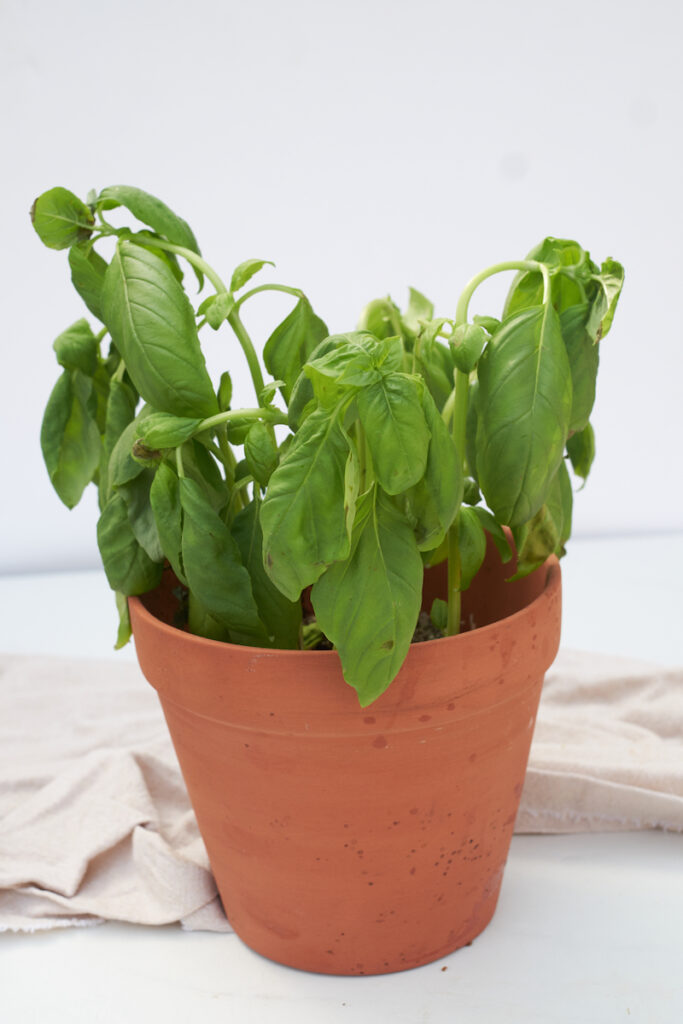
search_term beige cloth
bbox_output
[1,650,681,933]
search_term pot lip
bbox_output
[128,556,561,661]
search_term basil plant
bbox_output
[33,185,623,706]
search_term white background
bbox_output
[1,0,681,574]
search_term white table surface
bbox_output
[1,533,682,1023]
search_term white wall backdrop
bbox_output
[1,0,681,573]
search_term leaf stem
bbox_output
[455,259,550,326]
[198,406,288,433]
[235,283,303,311]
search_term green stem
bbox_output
[455,259,550,326]
[175,446,185,479]
[235,283,303,311]
[125,232,266,402]
[198,406,288,434]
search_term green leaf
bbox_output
[469,506,513,563]
[260,408,351,601]
[401,287,434,339]
[476,303,572,525]
[503,238,592,318]
[149,460,186,583]
[357,372,430,495]
[41,370,101,508]
[98,185,200,255]
[263,295,329,401]
[559,303,599,432]
[449,323,487,374]
[357,297,401,340]
[52,320,99,376]
[31,187,94,250]
[102,241,218,418]
[511,460,573,579]
[400,388,462,550]
[304,337,381,407]
[472,315,500,334]
[566,422,595,482]
[137,412,202,449]
[114,592,132,649]
[230,258,275,292]
[97,492,163,595]
[108,405,152,489]
[187,592,231,642]
[206,292,236,330]
[311,488,423,706]
[69,243,108,321]
[118,469,164,563]
[218,371,233,411]
[244,421,279,486]
[182,439,229,512]
[415,336,454,411]
[430,597,448,634]
[457,506,487,590]
[586,258,624,342]
[231,500,302,649]
[179,477,267,642]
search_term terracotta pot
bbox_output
[129,544,561,975]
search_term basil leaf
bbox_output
[476,303,572,525]
[41,369,101,509]
[108,406,152,489]
[260,408,351,601]
[52,320,99,376]
[401,287,434,339]
[244,421,279,486]
[263,295,328,401]
[68,243,108,321]
[231,501,301,649]
[31,187,94,250]
[511,460,573,579]
[137,412,202,450]
[503,238,592,318]
[218,371,233,411]
[102,241,218,418]
[97,492,163,595]
[586,258,624,342]
[559,303,599,432]
[206,292,236,330]
[415,337,454,410]
[357,297,401,341]
[230,259,275,292]
[357,372,429,495]
[311,488,423,706]
[118,469,164,563]
[114,592,132,649]
[149,460,186,583]
[180,477,267,642]
[469,506,513,564]
[449,323,487,374]
[400,389,462,551]
[457,506,487,591]
[98,185,200,255]
[567,423,595,482]
[187,591,231,642]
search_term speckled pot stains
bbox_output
[129,543,561,975]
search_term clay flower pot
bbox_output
[129,544,561,975]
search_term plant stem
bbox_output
[455,259,549,326]
[198,406,288,433]
[124,232,266,403]
[235,283,303,311]
[176,446,185,479]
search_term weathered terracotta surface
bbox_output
[129,548,561,975]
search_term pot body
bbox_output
[129,549,561,975]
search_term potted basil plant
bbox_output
[33,184,623,975]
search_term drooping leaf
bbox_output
[567,422,596,482]
[559,303,599,432]
[230,258,275,292]
[52,320,99,376]
[102,241,218,417]
[400,388,462,551]
[31,187,94,250]
[114,591,132,649]
[503,238,592,318]
[107,406,153,489]
[469,506,513,563]
[41,370,101,508]
[98,184,200,255]
[586,258,624,342]
[118,468,164,563]
[97,492,163,595]
[357,372,430,495]
[244,421,279,486]
[511,460,573,579]
[150,460,185,583]
[476,303,572,525]
[311,488,423,706]
[68,243,108,321]
[263,295,328,401]
[260,408,351,601]
[449,323,487,374]
[457,506,488,590]
[231,500,301,649]
[179,477,267,642]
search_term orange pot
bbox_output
[129,546,561,975]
